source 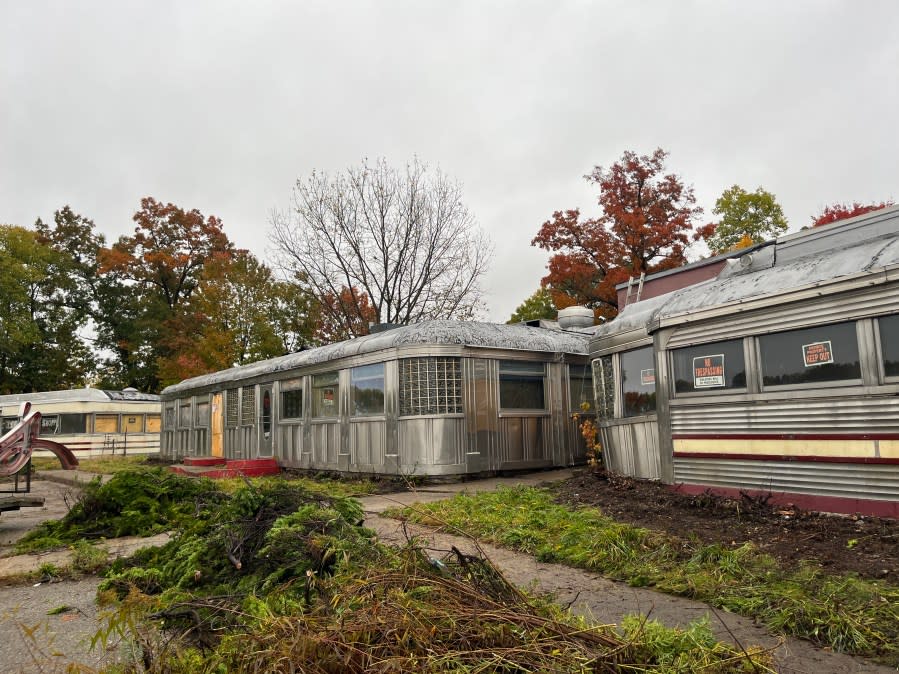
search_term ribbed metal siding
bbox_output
[667,284,899,348]
[674,457,899,501]
[671,394,899,434]
[599,418,661,479]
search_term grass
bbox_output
[390,486,899,665]
[31,454,152,474]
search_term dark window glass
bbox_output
[262,390,271,434]
[282,390,303,419]
[760,322,860,386]
[40,415,59,434]
[499,361,545,410]
[59,413,88,434]
[673,339,746,393]
[312,372,339,418]
[569,363,595,411]
[352,363,385,416]
[619,346,657,416]
[2,417,16,433]
[880,314,899,377]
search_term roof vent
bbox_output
[557,306,594,329]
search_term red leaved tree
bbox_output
[812,201,894,227]
[532,148,702,320]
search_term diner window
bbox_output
[760,322,860,386]
[179,399,192,428]
[499,361,545,410]
[569,363,595,411]
[619,346,657,417]
[312,372,339,418]
[281,384,304,419]
[673,339,746,393]
[399,357,462,416]
[195,400,210,427]
[241,386,255,426]
[592,356,615,419]
[225,388,239,427]
[879,314,899,377]
[164,405,176,429]
[59,413,89,434]
[352,363,385,416]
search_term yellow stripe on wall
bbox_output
[673,438,878,459]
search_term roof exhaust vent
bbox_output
[557,305,594,329]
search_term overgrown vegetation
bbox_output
[31,454,152,474]
[392,487,899,665]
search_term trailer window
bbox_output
[312,372,339,418]
[619,346,656,417]
[59,413,89,434]
[399,357,463,416]
[123,415,144,432]
[879,314,899,377]
[499,361,545,410]
[96,414,120,433]
[592,356,614,419]
[351,363,385,416]
[241,386,255,426]
[673,339,746,393]
[569,363,595,411]
[760,322,860,387]
[225,388,239,427]
[40,415,59,434]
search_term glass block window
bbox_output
[499,360,546,410]
[352,363,385,416]
[620,346,657,417]
[225,388,239,428]
[400,357,462,416]
[878,314,899,377]
[592,356,614,420]
[569,363,595,412]
[241,386,256,426]
[673,339,746,393]
[759,322,860,387]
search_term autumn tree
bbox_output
[532,148,702,319]
[812,201,894,227]
[507,287,557,324]
[313,287,377,344]
[270,158,493,341]
[697,185,788,254]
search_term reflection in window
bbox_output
[352,363,385,416]
[569,363,595,411]
[673,339,746,393]
[399,357,462,416]
[281,389,303,419]
[312,372,339,418]
[760,322,860,386]
[880,314,899,377]
[620,347,657,417]
[499,361,545,410]
[59,413,89,434]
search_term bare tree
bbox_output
[270,158,493,339]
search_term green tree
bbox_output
[508,288,557,324]
[698,185,788,254]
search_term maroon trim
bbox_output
[673,452,899,465]
[671,483,899,519]
[672,433,899,441]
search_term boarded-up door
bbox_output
[211,393,224,458]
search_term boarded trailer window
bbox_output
[499,361,545,410]
[399,357,462,416]
[592,356,614,420]
[225,388,239,427]
[146,414,161,432]
[195,400,210,427]
[760,322,860,387]
[879,314,899,377]
[122,414,144,433]
[620,346,657,417]
[95,414,120,433]
[569,363,595,411]
[312,372,339,418]
[179,399,192,428]
[673,339,746,393]
[59,413,89,434]
[241,386,256,426]
[352,363,385,416]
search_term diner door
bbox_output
[259,386,273,457]
[211,393,224,458]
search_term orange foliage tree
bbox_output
[811,201,894,227]
[532,149,702,320]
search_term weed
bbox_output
[71,540,109,573]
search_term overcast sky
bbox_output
[2,1,897,322]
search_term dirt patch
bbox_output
[552,471,899,581]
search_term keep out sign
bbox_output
[802,340,834,367]
[693,354,725,388]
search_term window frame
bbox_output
[568,362,595,412]
[311,371,340,419]
[399,356,463,417]
[877,313,899,383]
[670,338,749,397]
[351,363,386,417]
[498,360,547,412]
[618,345,657,418]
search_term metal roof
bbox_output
[162,319,593,395]
[0,388,160,405]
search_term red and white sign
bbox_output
[693,354,725,388]
[802,340,834,367]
